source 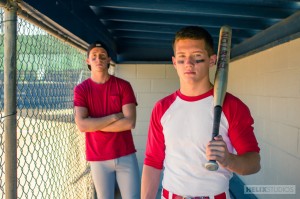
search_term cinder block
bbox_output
[129,79,151,93]
[285,38,300,69]
[270,97,288,122]
[166,64,178,78]
[115,64,137,79]
[151,79,179,92]
[132,121,149,136]
[136,107,152,122]
[276,123,298,155]
[287,98,300,128]
[133,135,147,150]
[137,64,166,78]
[257,96,271,119]
[137,93,169,108]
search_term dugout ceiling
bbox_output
[22,0,300,63]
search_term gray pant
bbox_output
[90,153,140,199]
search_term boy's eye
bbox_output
[177,58,205,64]
[177,60,184,64]
[195,59,205,63]
[176,56,185,64]
[91,54,107,61]
[99,55,107,60]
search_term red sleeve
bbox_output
[223,93,260,155]
[73,83,87,107]
[120,80,137,106]
[144,93,177,169]
[144,101,166,169]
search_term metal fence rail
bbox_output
[0,5,93,199]
[0,9,4,197]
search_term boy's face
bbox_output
[172,39,216,84]
[86,47,111,72]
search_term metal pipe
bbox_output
[3,0,18,198]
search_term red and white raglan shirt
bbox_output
[74,76,137,161]
[144,89,260,196]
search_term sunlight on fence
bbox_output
[0,8,93,199]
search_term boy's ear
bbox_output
[172,56,177,69]
[209,54,217,67]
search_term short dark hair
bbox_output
[172,26,215,56]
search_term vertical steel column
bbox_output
[3,0,18,198]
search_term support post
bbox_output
[3,0,18,198]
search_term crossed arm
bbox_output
[74,103,136,133]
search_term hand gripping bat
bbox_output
[205,25,232,171]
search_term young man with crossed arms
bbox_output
[74,42,140,199]
[141,26,260,199]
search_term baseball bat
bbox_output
[205,25,232,171]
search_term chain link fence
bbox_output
[0,7,95,199]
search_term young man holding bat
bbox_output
[141,26,260,199]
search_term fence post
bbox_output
[3,0,18,198]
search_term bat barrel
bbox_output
[214,26,231,107]
[214,67,228,106]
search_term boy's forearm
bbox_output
[226,152,261,175]
[101,116,136,132]
[141,165,161,199]
[75,113,122,132]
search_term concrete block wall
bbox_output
[228,37,300,199]
[114,64,179,171]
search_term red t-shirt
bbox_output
[74,76,137,161]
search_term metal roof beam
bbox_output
[89,0,293,20]
[94,9,268,31]
[106,21,258,38]
[232,11,300,59]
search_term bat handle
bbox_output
[205,105,222,171]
